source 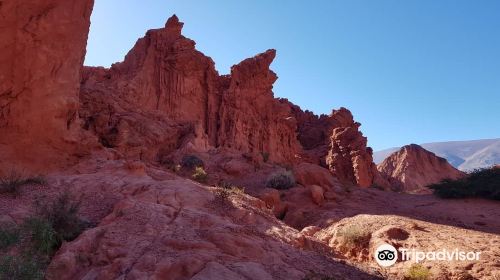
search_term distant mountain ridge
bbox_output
[373,138,500,171]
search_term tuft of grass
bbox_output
[181,155,204,170]
[211,182,244,208]
[0,225,20,249]
[0,191,88,279]
[336,225,371,247]
[22,217,59,255]
[404,264,431,280]
[0,171,46,195]
[34,192,88,243]
[192,167,208,183]
[0,255,45,280]
[266,170,295,190]
[429,168,500,200]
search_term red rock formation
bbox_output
[218,50,300,163]
[0,0,94,171]
[377,144,465,193]
[325,108,383,187]
[81,16,300,164]
[0,2,383,187]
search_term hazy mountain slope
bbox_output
[458,141,500,171]
[372,147,399,164]
[374,138,500,171]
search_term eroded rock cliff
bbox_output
[80,16,300,165]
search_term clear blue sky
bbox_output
[85,0,500,151]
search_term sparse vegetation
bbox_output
[181,155,204,170]
[0,225,20,249]
[34,192,88,243]
[217,181,245,195]
[336,225,371,247]
[0,192,89,279]
[22,217,59,255]
[266,170,295,190]
[192,167,208,183]
[0,171,46,195]
[261,152,270,163]
[0,255,45,280]
[404,264,431,280]
[211,182,245,207]
[429,168,500,200]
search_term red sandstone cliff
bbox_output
[0,0,95,171]
[80,16,300,165]
[377,144,465,193]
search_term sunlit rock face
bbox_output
[378,144,465,193]
[81,15,301,164]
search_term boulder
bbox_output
[309,185,325,205]
[293,162,336,190]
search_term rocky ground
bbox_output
[1,156,499,279]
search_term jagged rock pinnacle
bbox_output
[165,14,184,34]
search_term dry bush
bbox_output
[266,170,295,190]
[0,170,46,195]
[404,264,431,280]
[336,224,371,248]
[192,167,208,183]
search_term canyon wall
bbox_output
[0,0,94,171]
[0,4,385,188]
[81,16,301,165]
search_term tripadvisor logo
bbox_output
[374,244,481,267]
[374,244,398,267]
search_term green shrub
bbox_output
[405,264,431,280]
[336,225,371,247]
[192,167,208,183]
[22,217,59,255]
[34,192,87,243]
[0,255,45,280]
[0,171,46,195]
[0,225,20,249]
[181,155,204,170]
[429,168,500,200]
[266,170,295,190]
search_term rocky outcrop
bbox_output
[81,16,299,164]
[0,0,94,171]
[0,1,382,185]
[377,144,465,193]
[324,109,387,187]
[218,50,300,163]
